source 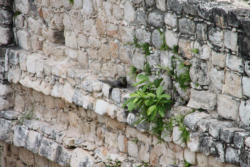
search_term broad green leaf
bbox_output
[160,94,171,99]
[150,110,157,121]
[147,105,156,116]
[158,107,165,118]
[128,101,135,111]
[156,86,163,97]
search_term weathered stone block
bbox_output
[184,112,209,130]
[208,27,223,47]
[111,88,121,104]
[179,18,196,35]
[0,97,10,111]
[209,68,224,92]
[196,23,207,41]
[184,149,196,164]
[234,131,249,149]
[13,126,28,147]
[165,29,178,48]
[222,71,242,98]
[17,30,30,50]
[179,39,193,59]
[65,31,78,49]
[239,100,250,127]
[128,141,138,158]
[19,149,34,165]
[38,138,59,162]
[26,54,44,75]
[220,127,244,143]
[0,83,12,96]
[95,100,116,118]
[135,29,151,44]
[0,118,12,142]
[208,120,233,139]
[244,61,250,76]
[156,0,166,11]
[132,51,145,70]
[187,90,216,111]
[173,126,185,147]
[0,9,12,25]
[224,30,238,51]
[70,148,94,167]
[56,146,72,166]
[148,10,164,27]
[82,0,93,15]
[242,77,250,97]
[225,147,240,164]
[217,94,240,121]
[15,0,30,14]
[226,55,244,73]
[0,27,12,45]
[164,13,177,28]
[152,29,163,49]
[124,1,135,23]
[26,130,42,153]
[211,51,226,68]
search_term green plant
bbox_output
[124,74,173,136]
[13,11,21,17]
[191,48,199,54]
[173,45,179,54]
[104,160,121,167]
[158,29,170,51]
[175,115,189,143]
[160,56,191,90]
[69,0,74,4]
[136,162,150,167]
[184,160,191,167]
[143,62,151,76]
[131,37,151,56]
[18,106,34,124]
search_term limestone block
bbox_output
[0,97,10,111]
[17,30,30,50]
[51,83,63,98]
[244,61,250,76]
[220,127,244,143]
[111,88,121,104]
[225,147,240,164]
[0,118,12,141]
[190,58,209,85]
[165,13,177,28]
[19,149,34,166]
[0,110,19,120]
[239,100,250,127]
[56,146,72,166]
[245,137,250,148]
[13,126,28,147]
[187,90,217,111]
[156,0,166,11]
[77,34,88,48]
[152,29,163,49]
[95,100,116,118]
[222,71,242,98]
[224,30,238,51]
[179,18,196,35]
[0,9,12,25]
[0,83,12,96]
[208,120,233,139]
[201,45,211,60]
[128,141,138,158]
[196,153,208,167]
[38,137,59,162]
[65,31,78,49]
[26,54,44,75]
[233,131,249,149]
[226,55,244,73]
[211,51,226,68]
[118,134,127,153]
[135,29,151,44]
[124,1,135,23]
[196,23,207,41]
[148,10,164,27]
[242,76,250,97]
[15,0,30,14]
[132,51,145,70]
[70,148,94,167]
[8,68,21,84]
[120,26,134,43]
[26,130,42,153]
[165,29,178,48]
[184,112,209,130]
[173,126,185,147]
[208,28,223,47]
[209,68,224,91]
[217,94,240,121]
[0,27,12,45]
[28,18,42,35]
[138,143,149,162]
[184,149,196,164]
[187,133,200,152]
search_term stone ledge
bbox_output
[1,46,249,166]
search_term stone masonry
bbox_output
[0,0,250,167]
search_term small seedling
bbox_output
[69,0,74,4]
[191,48,199,54]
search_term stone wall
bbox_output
[0,0,250,167]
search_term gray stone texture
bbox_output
[179,18,196,35]
[148,10,164,27]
